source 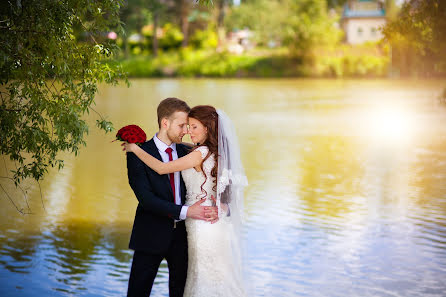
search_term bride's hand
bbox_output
[121,142,138,153]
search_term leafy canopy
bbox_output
[0,0,127,185]
[0,0,217,188]
[225,0,340,54]
[383,0,446,72]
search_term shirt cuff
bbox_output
[179,205,189,220]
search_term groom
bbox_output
[126,97,218,297]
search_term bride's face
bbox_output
[188,117,207,144]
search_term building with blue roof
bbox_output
[341,0,387,44]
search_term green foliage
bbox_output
[225,0,286,46]
[281,0,341,55]
[226,0,341,54]
[190,53,258,77]
[115,56,161,76]
[116,46,388,78]
[189,27,218,49]
[313,54,388,77]
[326,0,346,8]
[159,23,184,50]
[385,0,399,21]
[311,42,389,77]
[115,49,258,77]
[127,23,219,55]
[0,0,128,185]
[113,0,388,79]
[383,0,446,76]
[121,0,153,34]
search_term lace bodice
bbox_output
[181,146,216,206]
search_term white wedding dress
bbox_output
[181,146,246,297]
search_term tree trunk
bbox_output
[180,0,190,47]
[217,0,227,49]
[123,36,129,58]
[153,10,159,57]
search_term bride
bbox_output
[123,105,247,297]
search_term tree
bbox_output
[281,0,340,55]
[119,0,211,55]
[385,0,446,101]
[0,0,214,212]
[385,0,398,21]
[216,0,229,48]
[226,0,340,55]
[225,0,288,47]
[149,0,165,57]
[119,0,153,57]
[326,0,348,9]
[383,0,446,77]
[0,0,128,199]
[180,0,192,47]
[119,0,167,57]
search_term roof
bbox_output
[342,1,386,19]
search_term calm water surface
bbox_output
[1,79,446,297]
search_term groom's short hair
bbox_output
[157,97,190,128]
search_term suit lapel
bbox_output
[146,138,163,161]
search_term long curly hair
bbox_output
[188,105,218,198]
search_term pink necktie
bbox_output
[165,147,175,202]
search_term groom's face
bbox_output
[166,111,189,143]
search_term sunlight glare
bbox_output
[365,105,415,145]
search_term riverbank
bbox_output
[111,46,390,78]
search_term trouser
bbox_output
[127,222,188,297]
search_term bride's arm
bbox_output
[123,142,202,174]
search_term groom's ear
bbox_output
[160,117,168,129]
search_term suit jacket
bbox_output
[127,138,189,254]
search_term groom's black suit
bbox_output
[126,138,189,297]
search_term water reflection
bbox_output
[298,135,364,223]
[1,79,446,297]
[0,221,134,296]
[408,146,446,254]
[0,230,37,274]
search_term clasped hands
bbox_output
[187,195,224,224]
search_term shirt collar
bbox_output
[154,133,176,153]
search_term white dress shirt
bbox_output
[153,134,189,220]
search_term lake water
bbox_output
[1,79,446,297]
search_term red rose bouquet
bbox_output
[116,125,147,145]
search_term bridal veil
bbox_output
[216,109,248,294]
